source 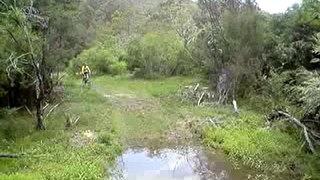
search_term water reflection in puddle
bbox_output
[109,146,246,180]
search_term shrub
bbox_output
[127,32,187,78]
[109,61,127,76]
[69,35,128,76]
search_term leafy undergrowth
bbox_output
[202,107,320,179]
[0,77,122,180]
[1,76,320,180]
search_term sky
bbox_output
[256,0,303,14]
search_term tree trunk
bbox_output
[33,60,46,130]
[35,29,49,131]
[36,98,45,130]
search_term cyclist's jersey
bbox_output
[82,65,90,74]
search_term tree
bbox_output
[157,0,199,49]
[264,0,320,71]
[1,2,50,130]
[127,32,185,78]
[197,0,264,102]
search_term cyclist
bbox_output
[81,63,91,84]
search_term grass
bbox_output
[1,75,319,179]
[94,75,196,98]
[201,104,320,179]
[0,76,122,180]
[0,75,196,179]
[93,76,198,146]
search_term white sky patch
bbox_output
[256,0,302,14]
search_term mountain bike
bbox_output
[82,73,92,88]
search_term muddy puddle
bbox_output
[109,146,250,180]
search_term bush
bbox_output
[0,108,18,119]
[127,32,187,78]
[109,61,127,76]
[69,35,128,76]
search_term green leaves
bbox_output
[69,34,128,76]
[127,31,185,78]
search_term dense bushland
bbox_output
[127,32,189,78]
[1,0,320,179]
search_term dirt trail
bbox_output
[94,84,158,112]
[95,83,195,146]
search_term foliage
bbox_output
[0,3,40,106]
[109,61,127,76]
[1,0,320,178]
[202,109,309,179]
[196,0,265,100]
[266,68,320,120]
[127,32,186,78]
[264,0,320,71]
[0,77,122,179]
[69,35,127,75]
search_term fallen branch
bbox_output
[24,105,33,116]
[304,126,316,153]
[274,111,318,154]
[232,100,239,114]
[73,116,80,125]
[309,130,320,139]
[206,117,223,127]
[0,153,53,158]
[198,92,205,106]
[179,83,215,106]
[194,83,200,92]
[0,154,20,158]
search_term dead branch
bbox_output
[303,126,316,153]
[271,111,319,154]
[0,154,20,158]
[206,117,223,127]
[23,105,33,116]
[178,83,216,106]
[73,116,80,125]
[309,130,320,139]
[198,92,205,106]
[232,100,239,114]
[194,83,200,92]
[42,102,49,111]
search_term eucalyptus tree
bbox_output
[197,0,264,102]
[0,1,50,129]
